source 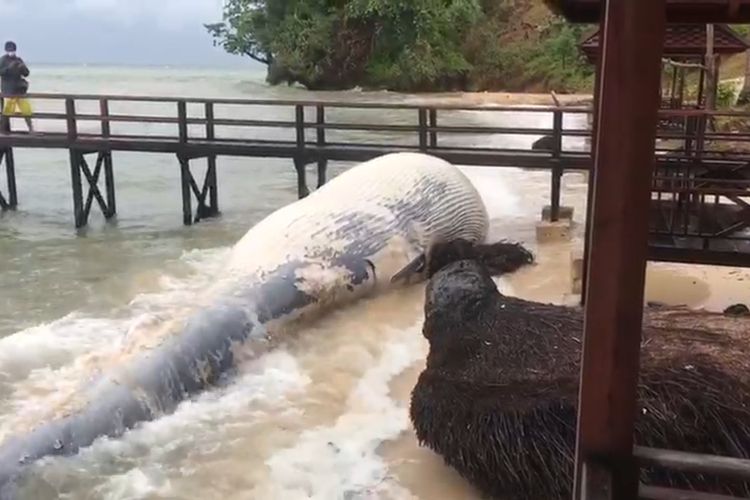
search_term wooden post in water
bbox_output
[177,101,193,225]
[429,109,438,148]
[66,98,85,228]
[294,105,309,199]
[178,155,193,226]
[0,148,18,210]
[418,108,428,151]
[316,105,327,188]
[204,102,219,217]
[100,99,116,218]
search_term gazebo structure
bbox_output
[580,24,749,110]
[545,0,750,499]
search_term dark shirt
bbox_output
[0,55,30,96]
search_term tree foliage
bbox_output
[207,0,594,92]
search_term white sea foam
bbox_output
[260,322,424,500]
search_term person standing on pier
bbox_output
[0,41,34,134]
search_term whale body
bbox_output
[0,152,489,498]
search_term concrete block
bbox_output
[536,220,572,243]
[541,205,575,222]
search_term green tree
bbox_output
[206,0,278,64]
[208,0,481,90]
[346,0,481,90]
[206,0,594,93]
[525,21,594,90]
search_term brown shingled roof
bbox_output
[579,24,749,63]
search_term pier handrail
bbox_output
[0,92,598,169]
[2,93,748,147]
[0,92,748,266]
[2,92,593,112]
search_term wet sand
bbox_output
[411,91,593,108]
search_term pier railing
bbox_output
[0,93,749,265]
[0,92,593,228]
[0,93,592,162]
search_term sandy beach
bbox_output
[412,91,593,108]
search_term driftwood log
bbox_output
[410,258,750,500]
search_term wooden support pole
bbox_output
[0,97,8,134]
[574,1,667,499]
[580,13,605,308]
[205,155,219,217]
[429,109,438,148]
[550,110,564,222]
[3,148,18,209]
[100,99,111,137]
[0,150,8,210]
[669,65,679,107]
[103,152,116,218]
[65,98,78,142]
[294,105,309,199]
[295,105,305,151]
[294,156,309,199]
[316,105,327,188]
[205,102,219,217]
[69,150,85,228]
[177,101,188,144]
[98,99,116,219]
[418,109,428,151]
[6,149,17,209]
[698,59,707,107]
[178,155,193,226]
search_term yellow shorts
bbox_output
[2,97,32,117]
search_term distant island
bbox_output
[205,0,596,93]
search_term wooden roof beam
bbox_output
[545,0,750,23]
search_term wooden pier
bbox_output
[0,93,748,266]
[0,93,593,228]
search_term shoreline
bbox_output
[409,91,593,107]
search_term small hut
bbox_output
[580,24,749,110]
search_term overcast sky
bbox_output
[0,0,250,67]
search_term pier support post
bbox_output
[294,156,310,199]
[68,150,117,228]
[179,156,193,226]
[207,155,219,216]
[315,105,328,189]
[103,151,116,216]
[177,154,221,226]
[69,150,85,228]
[317,159,328,188]
[0,148,18,210]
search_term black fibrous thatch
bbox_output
[426,239,535,279]
[410,259,750,500]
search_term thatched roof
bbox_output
[411,259,750,499]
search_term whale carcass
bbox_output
[0,152,490,497]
